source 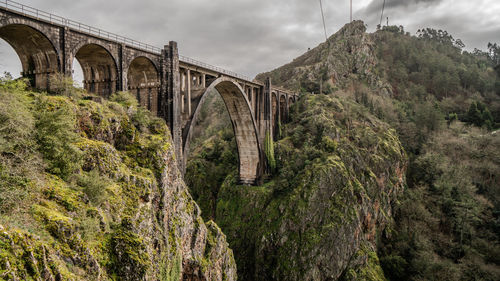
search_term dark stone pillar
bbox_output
[264,77,272,137]
[161,41,183,171]
[276,92,281,140]
[118,44,125,91]
[60,26,71,76]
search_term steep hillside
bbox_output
[256,20,388,94]
[186,21,500,281]
[215,93,406,280]
[0,78,236,280]
[255,22,500,280]
[188,92,406,281]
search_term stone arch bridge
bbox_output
[0,1,298,185]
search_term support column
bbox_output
[60,26,71,76]
[181,71,185,113]
[186,69,191,115]
[276,92,281,140]
[264,77,272,138]
[161,41,182,170]
[119,44,126,91]
[202,73,206,88]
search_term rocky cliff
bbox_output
[256,20,389,94]
[212,93,406,281]
[185,21,408,281]
[0,81,236,280]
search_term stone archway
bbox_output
[127,56,160,114]
[0,24,59,89]
[74,43,118,97]
[183,77,262,184]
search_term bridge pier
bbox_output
[161,42,183,171]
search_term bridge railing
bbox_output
[2,0,263,85]
[2,0,161,53]
[179,55,253,82]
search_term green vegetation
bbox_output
[264,129,276,171]
[186,22,500,281]
[367,27,500,281]
[185,91,237,221]
[35,95,82,180]
[187,92,406,280]
[49,73,85,99]
[0,75,236,280]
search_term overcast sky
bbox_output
[1,0,499,81]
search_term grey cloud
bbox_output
[363,0,445,15]
[1,0,499,78]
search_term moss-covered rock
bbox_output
[191,93,406,281]
[0,85,236,280]
[256,20,389,94]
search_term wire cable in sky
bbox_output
[380,0,386,26]
[319,0,328,41]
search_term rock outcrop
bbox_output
[209,94,406,281]
[0,86,236,280]
[256,20,389,94]
[183,21,407,281]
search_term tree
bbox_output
[466,101,482,126]
[487,42,500,66]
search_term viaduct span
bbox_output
[0,0,298,184]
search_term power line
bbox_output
[350,0,352,22]
[379,0,386,26]
[319,0,328,41]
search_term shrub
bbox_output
[0,167,30,214]
[265,129,276,171]
[110,91,138,108]
[0,81,36,162]
[75,169,108,205]
[36,99,82,180]
[0,74,29,93]
[49,73,83,99]
[131,107,153,132]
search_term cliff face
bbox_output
[212,93,406,281]
[256,20,388,93]
[0,82,236,280]
[182,21,408,281]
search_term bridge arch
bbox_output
[74,43,118,97]
[127,56,160,114]
[271,92,278,139]
[183,77,262,184]
[279,94,287,123]
[0,23,59,89]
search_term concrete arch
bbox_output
[127,56,160,114]
[279,94,287,123]
[184,77,262,184]
[0,23,59,89]
[271,92,278,139]
[74,43,118,97]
